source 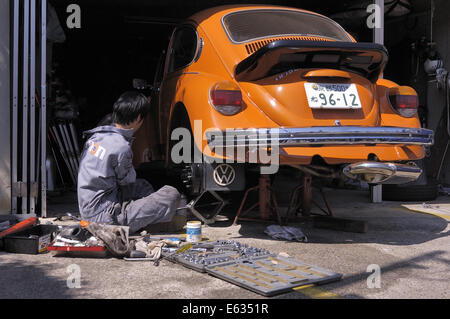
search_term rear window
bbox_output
[222,9,351,43]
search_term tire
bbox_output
[168,106,202,196]
[382,181,439,201]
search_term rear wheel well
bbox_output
[166,103,192,164]
[169,103,191,133]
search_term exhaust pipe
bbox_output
[343,162,422,185]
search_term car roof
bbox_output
[188,4,328,25]
[184,5,351,78]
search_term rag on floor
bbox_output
[85,222,132,257]
[264,224,308,242]
[133,238,179,260]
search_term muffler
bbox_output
[343,162,422,185]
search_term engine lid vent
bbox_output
[245,36,334,54]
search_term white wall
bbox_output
[0,0,11,214]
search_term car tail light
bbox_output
[210,82,243,116]
[388,86,419,118]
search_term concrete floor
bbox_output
[0,188,449,299]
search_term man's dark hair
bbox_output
[112,91,150,125]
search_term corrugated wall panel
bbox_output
[0,0,11,215]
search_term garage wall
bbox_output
[0,0,11,215]
[428,0,450,185]
[385,0,449,186]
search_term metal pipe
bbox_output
[22,0,30,215]
[29,0,36,215]
[12,0,19,214]
[62,123,79,170]
[48,134,65,188]
[35,96,41,185]
[289,164,336,179]
[59,123,78,176]
[41,0,47,217]
[69,122,80,159]
[374,0,385,45]
[343,161,422,185]
[51,126,76,184]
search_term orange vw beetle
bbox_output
[133,5,434,201]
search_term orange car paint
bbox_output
[132,5,425,167]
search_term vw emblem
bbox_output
[213,164,236,186]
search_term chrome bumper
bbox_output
[343,161,422,184]
[206,126,434,148]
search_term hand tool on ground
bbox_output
[192,243,215,250]
[66,212,81,221]
[0,217,38,239]
[153,242,193,266]
[123,250,158,261]
[65,213,91,228]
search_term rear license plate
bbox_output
[304,83,362,109]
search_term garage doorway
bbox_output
[11,0,435,218]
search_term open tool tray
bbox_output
[162,240,271,273]
[205,255,342,297]
[162,240,341,296]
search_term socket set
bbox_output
[161,240,272,272]
[161,239,342,296]
[205,255,342,297]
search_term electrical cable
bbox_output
[437,72,450,180]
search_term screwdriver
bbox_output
[154,242,193,266]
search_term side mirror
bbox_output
[132,78,153,90]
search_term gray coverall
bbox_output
[77,125,180,233]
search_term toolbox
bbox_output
[47,243,108,258]
[3,224,60,254]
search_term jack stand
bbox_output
[285,173,368,233]
[184,190,226,225]
[285,174,334,224]
[233,174,282,225]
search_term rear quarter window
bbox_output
[167,26,198,73]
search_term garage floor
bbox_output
[0,188,449,299]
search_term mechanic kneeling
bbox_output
[77,91,181,234]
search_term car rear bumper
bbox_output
[206,126,434,148]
